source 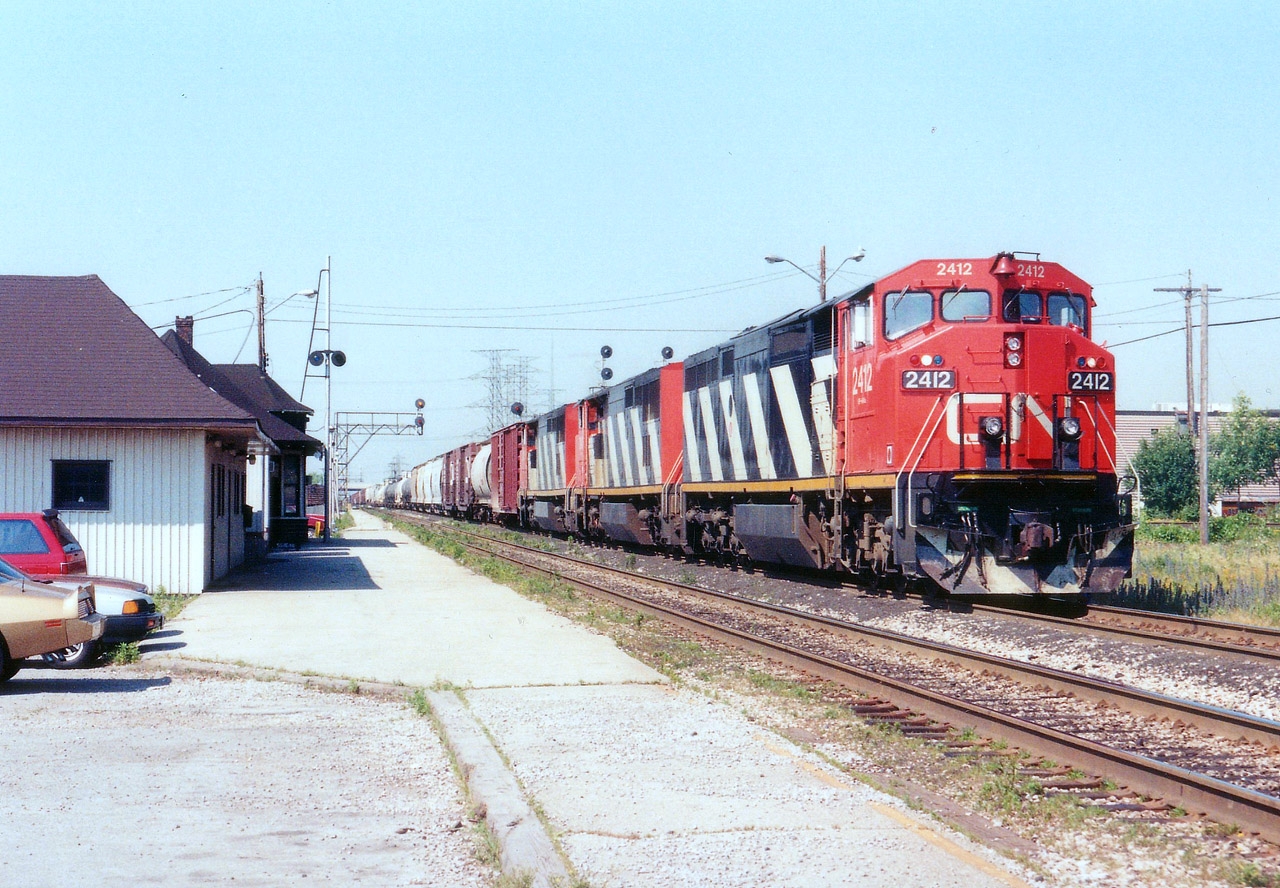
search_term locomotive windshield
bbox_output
[884,290,932,340]
[1002,289,1089,334]
[941,288,991,322]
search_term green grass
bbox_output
[332,510,356,535]
[103,641,140,665]
[152,588,197,621]
[1112,514,1280,624]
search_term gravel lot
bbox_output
[1,665,492,888]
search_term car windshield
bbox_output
[0,556,31,582]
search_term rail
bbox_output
[401,514,1280,842]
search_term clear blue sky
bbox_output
[4,3,1277,483]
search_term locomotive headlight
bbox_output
[980,416,1004,439]
[1058,417,1083,440]
[1003,333,1025,369]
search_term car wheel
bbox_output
[42,640,100,669]
[0,640,18,681]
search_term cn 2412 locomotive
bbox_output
[364,254,1135,598]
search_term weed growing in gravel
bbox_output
[746,669,816,702]
[1224,860,1276,887]
[407,689,431,717]
[104,641,140,665]
[345,679,360,694]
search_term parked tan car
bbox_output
[0,558,103,682]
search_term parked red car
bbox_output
[0,510,162,667]
[0,510,87,575]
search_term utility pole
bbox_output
[1155,272,1219,436]
[256,272,267,373]
[1198,284,1210,545]
[818,245,828,303]
[1155,274,1219,544]
[765,246,864,303]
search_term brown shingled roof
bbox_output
[160,331,321,452]
[0,275,257,427]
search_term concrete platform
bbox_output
[156,510,1032,888]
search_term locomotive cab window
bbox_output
[941,289,990,322]
[847,293,873,349]
[1002,290,1044,324]
[1048,291,1088,333]
[884,290,932,340]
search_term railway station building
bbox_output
[162,319,322,552]
[0,275,286,594]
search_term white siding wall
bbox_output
[0,427,208,594]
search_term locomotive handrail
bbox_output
[895,393,953,535]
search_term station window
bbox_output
[847,294,873,349]
[941,289,991,322]
[52,460,111,511]
[884,290,933,340]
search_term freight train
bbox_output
[358,254,1135,597]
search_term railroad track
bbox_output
[382,510,1280,844]
[953,600,1280,665]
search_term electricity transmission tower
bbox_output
[473,349,533,434]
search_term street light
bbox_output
[765,245,865,302]
[299,258,338,541]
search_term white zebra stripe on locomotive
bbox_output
[533,423,566,490]
[604,406,658,487]
[684,359,825,482]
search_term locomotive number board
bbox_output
[901,369,957,390]
[1067,371,1114,392]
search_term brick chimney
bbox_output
[175,316,194,345]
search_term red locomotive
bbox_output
[372,253,1134,598]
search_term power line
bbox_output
[130,284,253,308]
[265,317,738,333]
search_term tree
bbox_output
[1209,393,1280,500]
[1132,426,1197,516]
